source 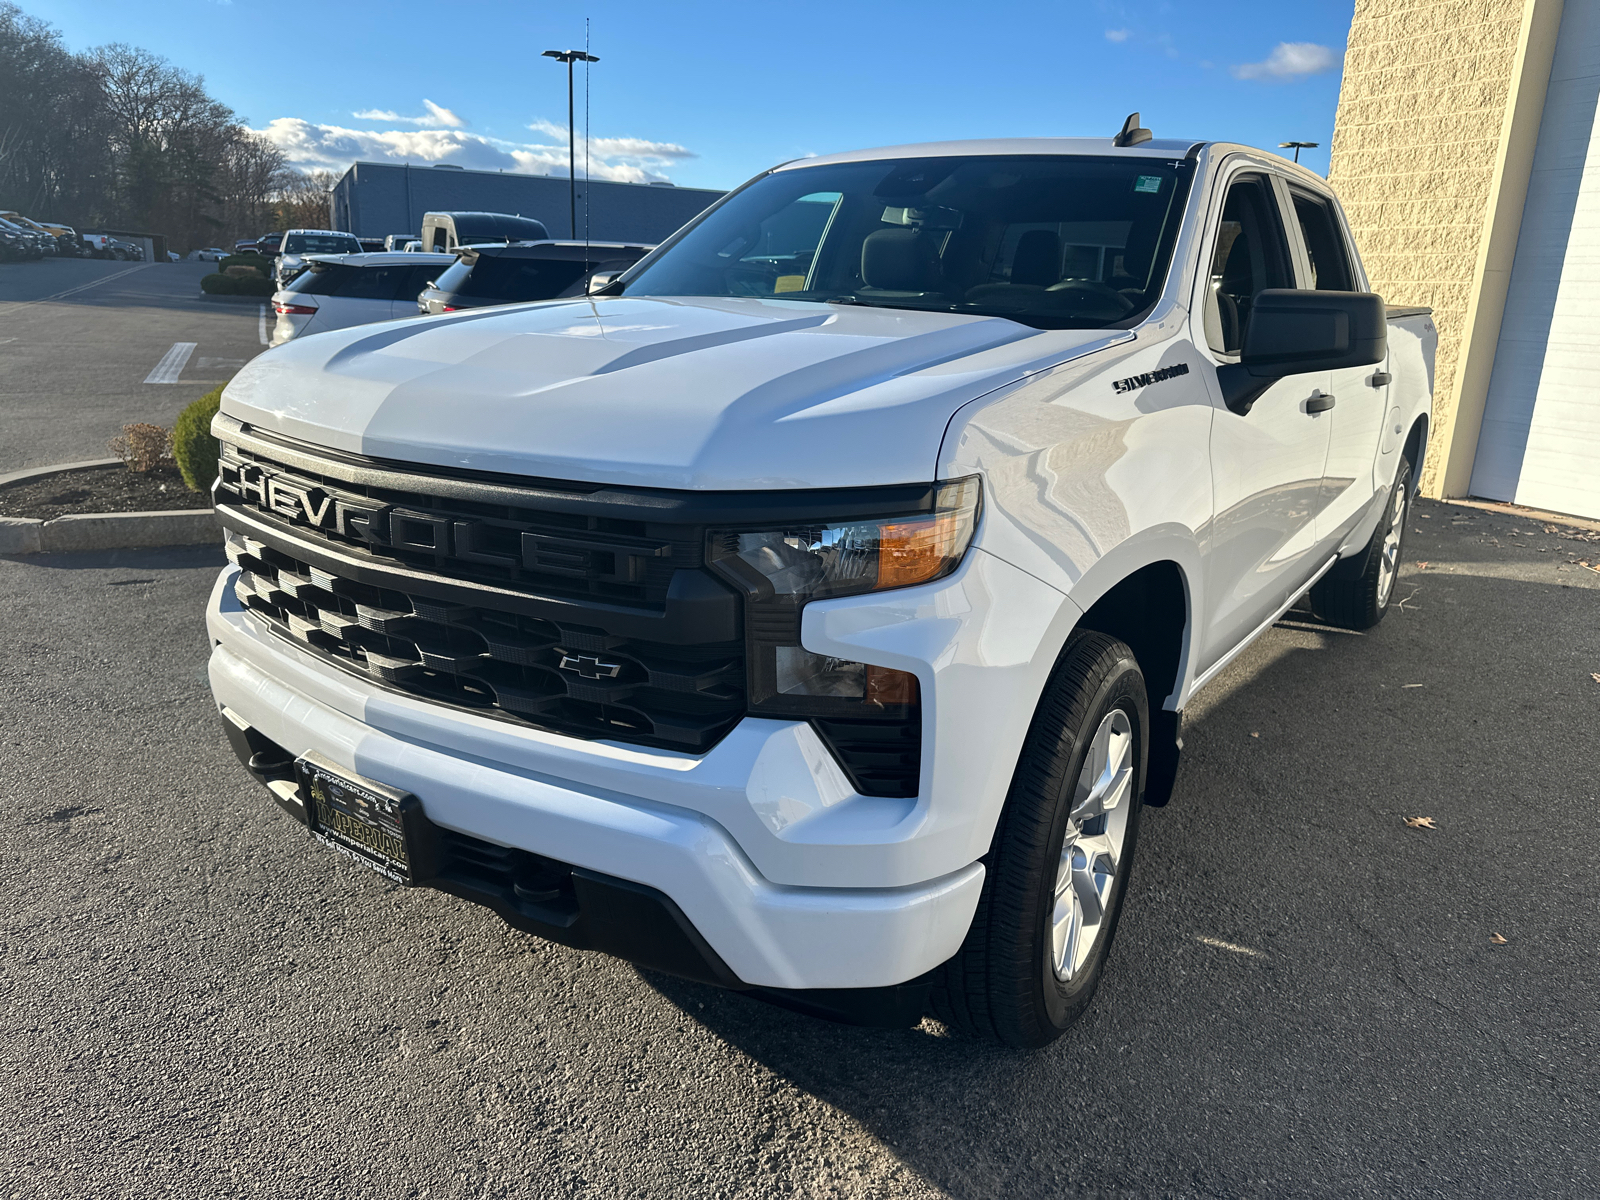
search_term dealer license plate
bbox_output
[294,751,426,885]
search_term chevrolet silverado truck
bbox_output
[206,127,1435,1048]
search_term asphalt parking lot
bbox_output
[2,277,1598,1197]
[0,258,265,473]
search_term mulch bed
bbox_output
[0,464,212,520]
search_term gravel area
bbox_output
[0,464,211,519]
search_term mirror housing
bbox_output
[587,270,621,295]
[1217,289,1387,415]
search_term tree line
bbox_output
[0,3,334,252]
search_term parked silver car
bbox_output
[269,253,455,347]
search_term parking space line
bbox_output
[36,263,154,303]
[258,303,268,345]
[144,342,198,384]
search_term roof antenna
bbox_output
[1113,112,1153,147]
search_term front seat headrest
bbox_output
[861,227,940,292]
[1010,229,1061,287]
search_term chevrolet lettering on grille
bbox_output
[220,453,671,585]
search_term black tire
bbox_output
[1311,457,1413,631]
[930,631,1148,1048]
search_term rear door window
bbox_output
[1289,189,1356,292]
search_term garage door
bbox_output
[1470,0,1600,519]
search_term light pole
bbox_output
[543,48,600,237]
[1279,141,1319,165]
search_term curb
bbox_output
[0,458,120,488]
[0,509,220,555]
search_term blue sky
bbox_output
[36,0,1356,187]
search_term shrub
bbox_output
[223,263,263,278]
[173,387,223,493]
[220,253,266,272]
[108,423,174,473]
[201,272,235,294]
[231,274,275,297]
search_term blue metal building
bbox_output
[328,162,726,244]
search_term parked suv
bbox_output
[416,241,651,313]
[206,134,1435,1046]
[270,253,456,346]
[273,229,364,289]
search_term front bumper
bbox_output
[205,538,1074,993]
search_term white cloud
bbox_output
[350,99,467,127]
[1231,42,1340,81]
[255,117,695,184]
[1104,28,1130,42]
[422,100,465,128]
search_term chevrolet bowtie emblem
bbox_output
[557,653,623,680]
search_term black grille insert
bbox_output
[226,529,745,753]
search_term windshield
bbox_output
[285,234,360,254]
[620,155,1193,328]
[432,255,593,301]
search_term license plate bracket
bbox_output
[294,751,438,885]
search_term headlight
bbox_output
[707,477,980,732]
[714,476,980,602]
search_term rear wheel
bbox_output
[1311,457,1413,630]
[930,631,1147,1048]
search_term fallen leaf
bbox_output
[1591,673,1600,685]
[1415,561,1430,569]
[1403,816,1438,829]
[1490,933,1508,945]
[1402,683,1425,688]
[1250,732,1259,738]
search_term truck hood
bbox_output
[221,295,1121,489]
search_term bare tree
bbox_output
[0,7,310,250]
[272,169,339,232]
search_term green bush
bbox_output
[220,253,268,273]
[173,387,223,493]
[200,272,235,294]
[232,273,275,296]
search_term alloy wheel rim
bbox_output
[1376,477,1409,609]
[1050,708,1134,983]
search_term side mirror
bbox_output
[587,270,620,295]
[1218,289,1386,415]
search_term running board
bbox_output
[1188,554,1340,698]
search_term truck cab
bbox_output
[205,135,1434,1047]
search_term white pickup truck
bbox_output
[205,128,1435,1047]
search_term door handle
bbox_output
[1306,391,1336,414]
[1368,371,1392,387]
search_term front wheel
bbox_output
[1311,457,1413,630]
[931,631,1147,1048]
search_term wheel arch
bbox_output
[1060,537,1199,808]
[1402,413,1428,484]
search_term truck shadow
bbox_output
[634,563,1600,1196]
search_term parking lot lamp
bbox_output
[1279,141,1319,165]
[543,49,601,237]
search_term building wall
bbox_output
[329,163,725,247]
[1328,0,1535,496]
[1470,0,1600,517]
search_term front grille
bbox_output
[226,529,746,752]
[214,426,928,792]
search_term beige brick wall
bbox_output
[1328,0,1526,493]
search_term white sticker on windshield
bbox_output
[1134,175,1163,194]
